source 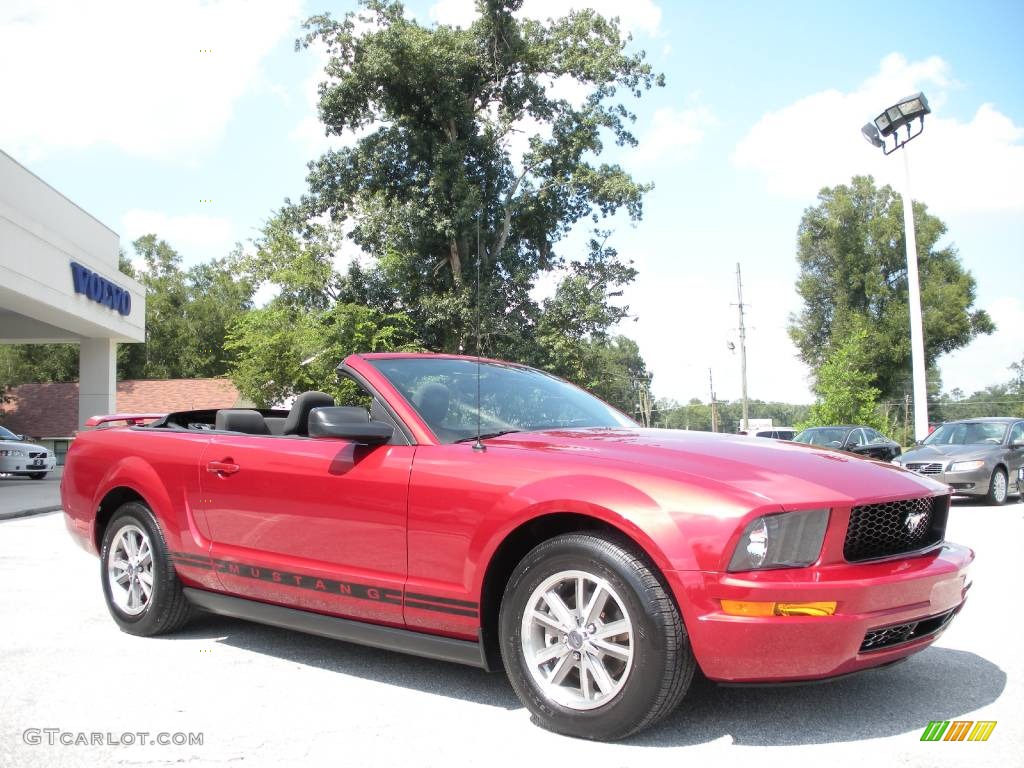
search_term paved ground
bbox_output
[1,499,1021,768]
[0,467,62,518]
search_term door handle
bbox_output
[206,460,239,476]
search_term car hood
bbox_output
[489,427,946,508]
[900,443,999,463]
[0,439,47,452]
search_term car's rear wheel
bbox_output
[986,468,1008,506]
[99,501,192,636]
[499,532,694,741]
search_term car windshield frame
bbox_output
[923,422,1008,446]
[366,357,637,444]
[0,426,21,441]
[793,427,851,447]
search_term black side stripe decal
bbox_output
[169,552,478,617]
[404,591,479,609]
[404,600,479,618]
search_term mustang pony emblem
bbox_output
[905,510,928,535]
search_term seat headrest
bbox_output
[413,382,450,425]
[215,409,270,435]
[283,391,336,435]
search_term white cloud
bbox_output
[121,210,236,266]
[632,106,717,164]
[733,53,1024,214]
[430,0,663,36]
[0,0,302,162]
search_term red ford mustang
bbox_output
[61,353,973,740]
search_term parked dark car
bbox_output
[793,425,902,462]
[894,417,1024,505]
[738,427,797,440]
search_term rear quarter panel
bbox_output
[62,427,220,590]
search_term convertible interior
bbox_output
[148,390,404,443]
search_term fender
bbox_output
[469,473,685,598]
[93,455,212,558]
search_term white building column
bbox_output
[79,338,117,427]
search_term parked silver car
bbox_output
[893,417,1024,504]
[0,425,56,480]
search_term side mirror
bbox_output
[1011,441,1024,450]
[308,407,393,445]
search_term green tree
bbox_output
[226,301,421,407]
[120,235,255,379]
[790,175,994,401]
[293,0,662,361]
[798,325,888,432]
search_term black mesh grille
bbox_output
[844,495,948,562]
[860,609,957,652]
[29,451,46,459]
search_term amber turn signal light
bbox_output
[721,600,836,617]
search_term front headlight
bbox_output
[949,460,985,472]
[728,509,830,572]
[0,449,27,457]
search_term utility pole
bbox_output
[734,262,750,433]
[632,375,653,428]
[709,368,718,433]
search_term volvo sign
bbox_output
[70,261,132,316]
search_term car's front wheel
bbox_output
[28,472,47,480]
[99,501,193,636]
[499,532,694,740]
[986,468,1009,506]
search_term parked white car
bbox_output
[0,425,56,480]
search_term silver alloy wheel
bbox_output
[992,470,1008,503]
[520,569,634,711]
[107,524,154,616]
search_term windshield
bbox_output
[924,422,1007,446]
[0,426,21,441]
[368,357,636,444]
[794,427,849,446]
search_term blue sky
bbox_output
[2,0,1021,405]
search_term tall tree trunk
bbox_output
[449,239,463,286]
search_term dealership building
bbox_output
[0,149,146,432]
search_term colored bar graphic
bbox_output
[920,720,996,742]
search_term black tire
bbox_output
[99,501,193,636]
[986,467,1008,506]
[28,472,47,480]
[499,532,694,741]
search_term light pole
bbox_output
[861,92,931,441]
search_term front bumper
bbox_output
[0,455,56,474]
[913,466,991,495]
[668,542,973,683]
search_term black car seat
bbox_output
[283,391,336,436]
[215,409,271,435]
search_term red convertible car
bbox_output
[62,353,972,740]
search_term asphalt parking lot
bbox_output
[1,498,1021,768]
[0,467,62,518]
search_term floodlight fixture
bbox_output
[864,92,930,155]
